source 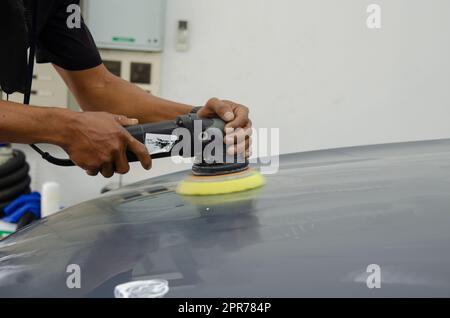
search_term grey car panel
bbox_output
[1,139,450,297]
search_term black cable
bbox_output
[23,1,75,167]
[24,0,36,107]
[29,144,74,166]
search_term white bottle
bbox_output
[41,182,61,217]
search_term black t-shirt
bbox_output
[0,0,102,94]
[26,0,102,71]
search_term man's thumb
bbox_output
[114,115,139,126]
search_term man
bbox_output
[0,0,251,178]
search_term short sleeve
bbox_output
[35,0,102,71]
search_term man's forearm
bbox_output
[55,64,193,123]
[0,99,71,146]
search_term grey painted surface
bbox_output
[1,139,450,297]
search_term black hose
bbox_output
[0,163,29,190]
[0,148,33,225]
[0,150,26,178]
[0,176,30,202]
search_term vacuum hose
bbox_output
[0,150,32,219]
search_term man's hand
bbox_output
[197,98,252,158]
[62,112,151,178]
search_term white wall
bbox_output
[14,0,450,206]
[162,0,450,154]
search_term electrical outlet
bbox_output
[176,20,190,52]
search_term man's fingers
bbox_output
[127,137,152,170]
[205,98,235,122]
[113,115,139,127]
[245,147,253,158]
[225,104,249,129]
[114,150,130,175]
[101,162,114,178]
[227,137,252,156]
[225,119,252,157]
[225,125,253,145]
[86,170,99,176]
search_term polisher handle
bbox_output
[36,114,226,167]
[125,114,226,162]
[125,121,180,161]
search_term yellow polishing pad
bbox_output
[176,169,266,196]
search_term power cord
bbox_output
[24,0,74,167]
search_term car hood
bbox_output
[1,139,450,297]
